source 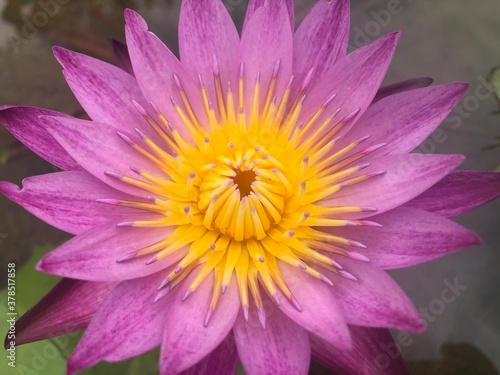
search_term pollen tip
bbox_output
[357,135,371,144]
[130,166,141,175]
[210,242,216,250]
[134,127,146,140]
[272,59,281,78]
[243,306,249,322]
[221,284,227,294]
[360,220,383,227]
[147,195,156,203]
[157,279,169,291]
[288,230,295,237]
[239,62,244,77]
[172,72,181,88]
[258,255,265,263]
[116,131,133,145]
[323,93,337,108]
[117,221,134,227]
[272,293,281,305]
[145,255,158,265]
[154,289,169,303]
[116,252,136,263]
[349,240,367,249]
[184,206,190,213]
[204,308,214,327]
[131,100,148,118]
[347,251,371,262]
[174,265,182,274]
[212,54,220,76]
[298,262,307,270]
[149,101,161,115]
[290,296,302,312]
[258,308,267,329]
[346,220,359,226]
[339,270,358,281]
[331,259,343,269]
[169,95,178,107]
[182,288,192,301]
[361,207,378,212]
[320,275,335,287]
[104,171,122,180]
[255,70,261,83]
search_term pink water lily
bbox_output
[1,1,499,374]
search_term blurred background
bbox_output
[0,0,499,374]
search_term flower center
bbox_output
[232,169,255,197]
[105,58,384,326]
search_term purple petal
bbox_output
[124,9,207,139]
[311,326,410,375]
[180,334,239,375]
[276,262,351,348]
[41,115,167,197]
[243,0,294,33]
[374,76,433,103]
[337,83,468,158]
[406,170,500,217]
[53,47,154,137]
[67,272,170,374]
[234,306,310,375]
[36,221,183,281]
[0,171,140,235]
[293,0,349,82]
[10,279,116,347]
[328,259,424,332]
[111,38,134,76]
[239,1,293,113]
[179,0,239,102]
[334,206,480,269]
[160,275,240,374]
[0,106,80,170]
[324,153,465,219]
[299,32,400,136]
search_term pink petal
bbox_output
[337,83,468,158]
[179,0,239,102]
[160,275,240,374]
[180,334,239,375]
[406,170,500,217]
[111,38,134,76]
[36,221,183,281]
[233,306,310,375]
[276,262,351,349]
[53,47,154,137]
[243,0,294,33]
[0,106,80,170]
[42,115,167,197]
[311,326,410,375]
[67,272,170,374]
[299,32,400,136]
[334,206,480,269]
[10,279,116,346]
[124,9,207,139]
[293,0,349,82]
[374,76,433,103]
[328,259,424,332]
[323,153,465,219]
[239,1,293,114]
[0,171,140,235]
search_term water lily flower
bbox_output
[1,1,499,374]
